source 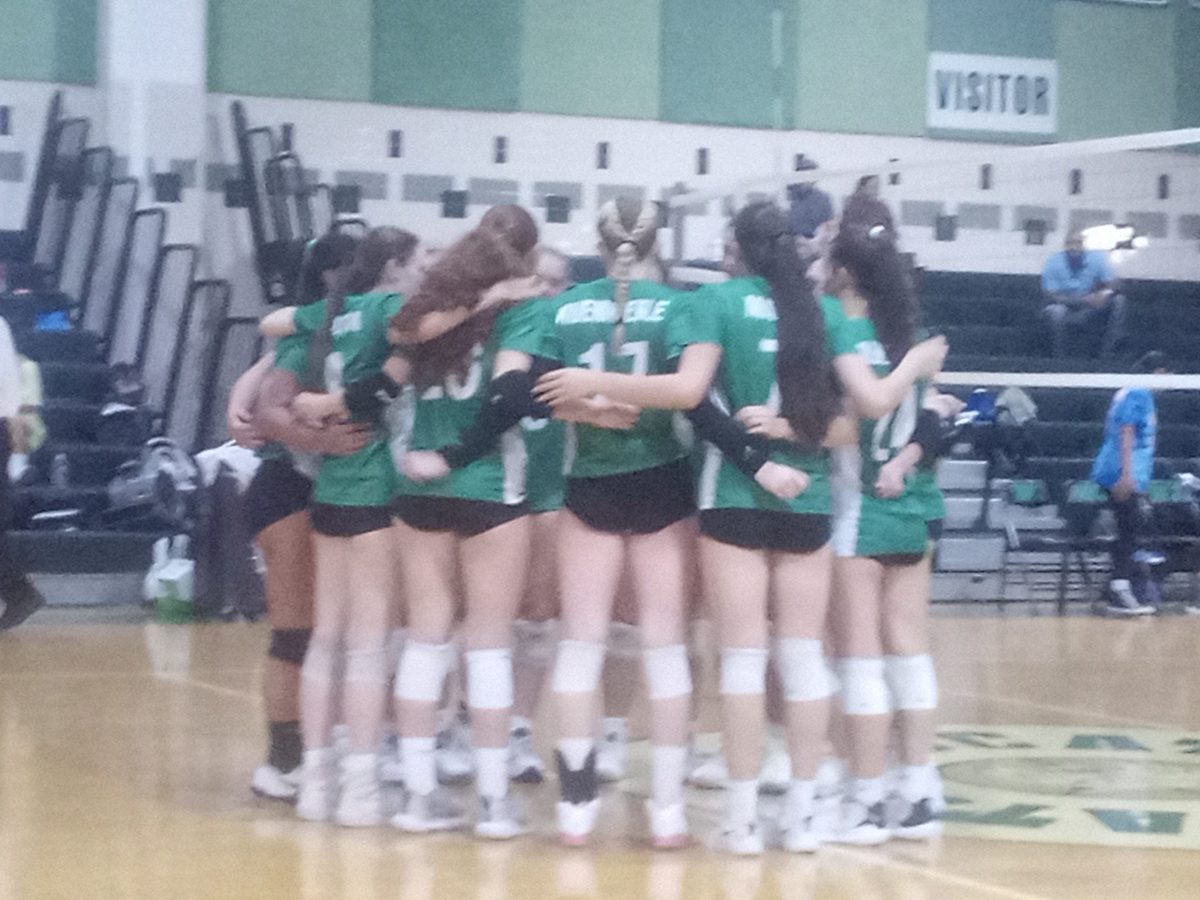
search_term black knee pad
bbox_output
[269,628,312,666]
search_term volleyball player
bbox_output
[823,197,948,844]
[536,201,848,854]
[226,232,360,801]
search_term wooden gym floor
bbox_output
[1,608,1198,899]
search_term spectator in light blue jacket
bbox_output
[1041,231,1127,359]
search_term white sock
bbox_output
[342,751,375,771]
[303,747,333,770]
[899,763,938,802]
[558,737,594,771]
[853,776,887,806]
[726,779,759,828]
[401,737,437,795]
[788,779,816,814]
[651,745,688,809]
[477,747,508,801]
[602,717,627,740]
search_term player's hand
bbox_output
[737,406,793,440]
[1111,473,1136,502]
[534,367,600,407]
[874,461,907,499]
[911,335,949,378]
[578,396,639,430]
[293,391,345,427]
[927,392,966,420]
[227,401,262,449]
[314,422,371,457]
[402,450,451,483]
[754,461,810,500]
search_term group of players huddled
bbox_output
[226,192,952,855]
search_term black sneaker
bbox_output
[892,797,943,840]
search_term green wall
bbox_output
[794,0,927,136]
[371,0,520,111]
[0,0,96,85]
[208,0,372,101]
[1175,1,1200,128]
[1055,0,1176,140]
[660,0,790,128]
[520,0,661,120]
[929,0,1054,57]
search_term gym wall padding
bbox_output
[0,0,97,85]
[1174,2,1200,129]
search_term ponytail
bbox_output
[597,197,659,350]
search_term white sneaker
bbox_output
[557,799,600,847]
[380,751,405,786]
[295,749,338,822]
[717,817,764,856]
[251,763,300,802]
[392,789,468,833]
[829,796,890,846]
[758,747,791,796]
[436,717,476,785]
[1107,581,1154,617]
[476,794,529,840]
[890,797,943,841]
[508,725,545,785]
[646,801,689,849]
[1185,604,1200,616]
[688,750,728,790]
[335,755,383,827]
[596,720,627,783]
[781,791,820,853]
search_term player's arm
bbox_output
[260,307,298,337]
[226,352,275,448]
[533,343,723,410]
[253,368,369,456]
[390,276,544,345]
[833,335,947,420]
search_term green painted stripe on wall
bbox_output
[207,0,371,100]
[1055,0,1175,140]
[520,0,661,119]
[660,0,788,128]
[930,0,1054,58]
[371,0,520,111]
[1175,2,1200,128]
[795,0,927,136]
[0,0,96,85]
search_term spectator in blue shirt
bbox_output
[1090,351,1168,615]
[1041,231,1127,359]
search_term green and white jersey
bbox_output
[910,468,946,525]
[538,278,688,479]
[277,292,402,508]
[522,415,566,513]
[828,309,929,558]
[667,277,841,516]
[393,301,543,505]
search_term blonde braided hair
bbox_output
[597,197,659,350]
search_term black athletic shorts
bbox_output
[869,552,928,567]
[564,459,696,535]
[700,509,831,554]
[244,458,313,536]
[391,495,527,538]
[309,503,392,538]
[927,519,944,543]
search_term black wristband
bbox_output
[344,372,400,421]
[912,407,943,462]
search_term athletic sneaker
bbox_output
[392,789,468,833]
[436,716,476,785]
[476,794,529,840]
[781,791,820,853]
[296,749,338,822]
[251,763,300,802]
[890,797,943,841]
[758,747,791,796]
[829,796,890,846]
[335,755,383,827]
[380,735,405,785]
[716,817,764,856]
[595,719,627,783]
[1106,580,1154,617]
[508,725,545,785]
[557,799,600,846]
[687,746,728,789]
[646,801,689,849]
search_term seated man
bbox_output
[1041,231,1127,359]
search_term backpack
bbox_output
[191,460,265,620]
[105,438,200,531]
[96,363,153,446]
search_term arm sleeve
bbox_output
[911,407,943,464]
[440,368,550,469]
[686,397,771,479]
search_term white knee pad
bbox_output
[395,641,453,703]
[643,644,692,701]
[300,638,337,688]
[884,654,938,711]
[607,622,641,660]
[343,646,388,685]
[466,648,514,710]
[719,647,768,696]
[513,618,557,666]
[550,639,605,695]
[386,628,406,673]
[775,638,834,702]
[838,658,890,716]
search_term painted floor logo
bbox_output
[937,725,1200,849]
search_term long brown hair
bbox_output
[734,201,839,451]
[302,226,418,390]
[394,204,538,387]
[830,195,916,367]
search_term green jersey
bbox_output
[910,468,946,526]
[537,279,688,479]
[278,292,402,508]
[828,309,928,558]
[394,301,543,504]
[521,415,566,513]
[668,278,843,515]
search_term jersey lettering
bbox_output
[331,310,363,337]
[743,295,777,321]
